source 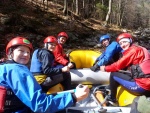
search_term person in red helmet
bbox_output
[53,32,74,69]
[6,37,33,64]
[30,36,72,92]
[0,37,33,64]
[100,33,150,105]
[0,36,89,113]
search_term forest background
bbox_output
[0,0,150,58]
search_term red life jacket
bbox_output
[0,85,28,112]
[131,46,150,78]
[0,86,6,112]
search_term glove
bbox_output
[71,62,76,69]
[93,60,98,66]
[67,62,76,69]
[90,64,99,72]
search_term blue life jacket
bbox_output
[30,49,42,73]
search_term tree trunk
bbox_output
[63,0,67,15]
[117,0,124,26]
[101,0,104,5]
[118,0,121,26]
[105,0,112,25]
[84,0,90,18]
[75,0,79,15]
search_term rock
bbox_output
[0,15,10,25]
[94,43,102,48]
[144,28,150,34]
[134,30,141,35]
[122,29,128,33]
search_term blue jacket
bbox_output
[0,62,75,113]
[96,41,122,66]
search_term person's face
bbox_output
[102,39,110,47]
[119,41,130,50]
[48,43,56,52]
[59,37,67,44]
[11,46,30,65]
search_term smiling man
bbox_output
[90,34,122,72]
[53,32,74,69]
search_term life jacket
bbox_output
[30,49,42,73]
[0,86,30,113]
[38,73,64,92]
[0,62,30,112]
[106,51,122,65]
[131,46,150,78]
[30,49,64,92]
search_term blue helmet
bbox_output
[99,34,110,43]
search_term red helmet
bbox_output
[57,32,68,39]
[44,36,57,44]
[6,37,33,55]
[116,33,133,43]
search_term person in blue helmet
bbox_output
[90,34,122,72]
[0,36,89,113]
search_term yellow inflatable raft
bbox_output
[69,50,110,85]
[46,49,137,106]
[69,49,137,106]
[70,50,100,68]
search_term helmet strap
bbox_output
[44,43,48,49]
[7,45,19,58]
[7,49,13,60]
[58,38,61,44]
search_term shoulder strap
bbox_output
[139,46,150,75]
[140,46,150,61]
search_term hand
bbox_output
[75,84,89,102]
[61,66,70,72]
[67,62,74,69]
[0,58,6,63]
[90,64,99,72]
[100,66,105,72]
[66,53,69,58]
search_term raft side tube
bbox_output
[69,50,101,68]
[70,68,110,85]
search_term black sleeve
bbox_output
[38,49,62,76]
[71,93,77,104]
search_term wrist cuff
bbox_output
[72,93,77,103]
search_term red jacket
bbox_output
[53,43,69,66]
[105,45,150,91]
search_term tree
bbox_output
[63,0,68,15]
[105,0,112,25]
[75,0,79,15]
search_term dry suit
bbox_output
[0,60,76,113]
